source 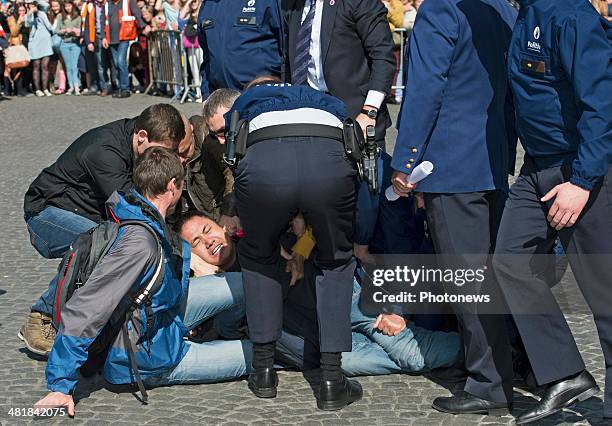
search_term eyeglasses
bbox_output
[208,127,225,139]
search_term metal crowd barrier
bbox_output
[145,30,197,103]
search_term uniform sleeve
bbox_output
[352,0,396,94]
[83,144,134,203]
[45,227,158,394]
[391,0,458,173]
[559,13,612,190]
[197,7,211,99]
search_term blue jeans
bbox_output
[26,205,97,259]
[95,45,109,90]
[109,41,129,91]
[276,281,462,375]
[59,42,81,89]
[145,272,253,386]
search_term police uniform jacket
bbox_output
[510,0,612,190]
[391,0,518,193]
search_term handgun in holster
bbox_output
[362,125,379,194]
[223,110,249,168]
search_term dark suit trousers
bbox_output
[424,190,513,404]
[493,158,612,417]
[234,136,358,353]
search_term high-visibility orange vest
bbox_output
[80,2,96,44]
[104,0,137,42]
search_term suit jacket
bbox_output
[284,0,395,139]
[391,0,518,193]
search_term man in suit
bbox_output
[391,0,518,416]
[284,0,395,148]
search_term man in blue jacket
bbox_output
[390,0,517,416]
[33,148,252,415]
[197,0,284,99]
[493,1,612,423]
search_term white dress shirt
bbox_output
[301,0,385,109]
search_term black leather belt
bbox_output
[246,124,344,148]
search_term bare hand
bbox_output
[34,392,75,417]
[285,253,305,287]
[143,25,152,35]
[415,192,425,209]
[171,22,178,30]
[87,43,95,52]
[102,38,109,49]
[355,113,375,137]
[391,170,416,197]
[354,243,375,265]
[218,215,241,235]
[541,182,589,230]
[373,313,407,336]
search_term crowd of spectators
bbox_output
[0,0,202,98]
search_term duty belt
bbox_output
[246,124,344,147]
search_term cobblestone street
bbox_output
[0,95,608,425]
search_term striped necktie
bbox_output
[291,0,317,85]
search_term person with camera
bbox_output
[24,0,53,96]
[55,0,82,95]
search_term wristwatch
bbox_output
[361,108,378,120]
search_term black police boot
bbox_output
[432,391,510,416]
[516,370,599,424]
[248,367,278,398]
[317,375,363,411]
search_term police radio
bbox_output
[362,125,379,194]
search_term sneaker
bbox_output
[35,90,45,97]
[112,90,131,99]
[43,89,53,97]
[74,87,81,96]
[65,87,74,96]
[18,312,56,357]
[82,88,98,96]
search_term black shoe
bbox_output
[516,370,599,424]
[432,391,510,416]
[247,368,278,398]
[317,376,363,411]
[112,90,131,99]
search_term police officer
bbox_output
[493,0,612,423]
[227,80,362,410]
[391,0,517,416]
[197,0,284,99]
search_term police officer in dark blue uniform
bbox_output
[391,0,517,416]
[226,81,362,410]
[197,0,284,99]
[493,0,612,423]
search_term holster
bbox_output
[342,118,365,163]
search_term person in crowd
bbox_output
[56,0,81,94]
[383,0,403,104]
[391,0,517,416]
[178,0,201,100]
[401,0,417,33]
[47,0,66,94]
[7,2,31,96]
[25,0,54,96]
[19,104,194,357]
[493,0,612,423]
[127,4,150,91]
[284,0,395,149]
[0,7,8,96]
[176,211,462,378]
[80,0,102,94]
[154,0,176,29]
[33,147,253,417]
[102,0,149,98]
[196,0,283,99]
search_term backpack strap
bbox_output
[123,319,149,404]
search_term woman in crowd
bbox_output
[179,0,201,101]
[128,4,153,91]
[25,0,54,96]
[47,0,66,94]
[7,2,31,96]
[56,0,81,94]
[402,0,417,33]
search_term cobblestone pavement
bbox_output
[0,95,608,425]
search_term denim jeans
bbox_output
[109,41,129,91]
[26,205,97,259]
[95,45,109,90]
[59,42,82,89]
[276,281,462,375]
[145,272,253,386]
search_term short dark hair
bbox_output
[134,104,186,148]
[133,147,185,198]
[173,210,214,234]
[202,89,240,122]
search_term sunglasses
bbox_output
[208,127,226,139]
